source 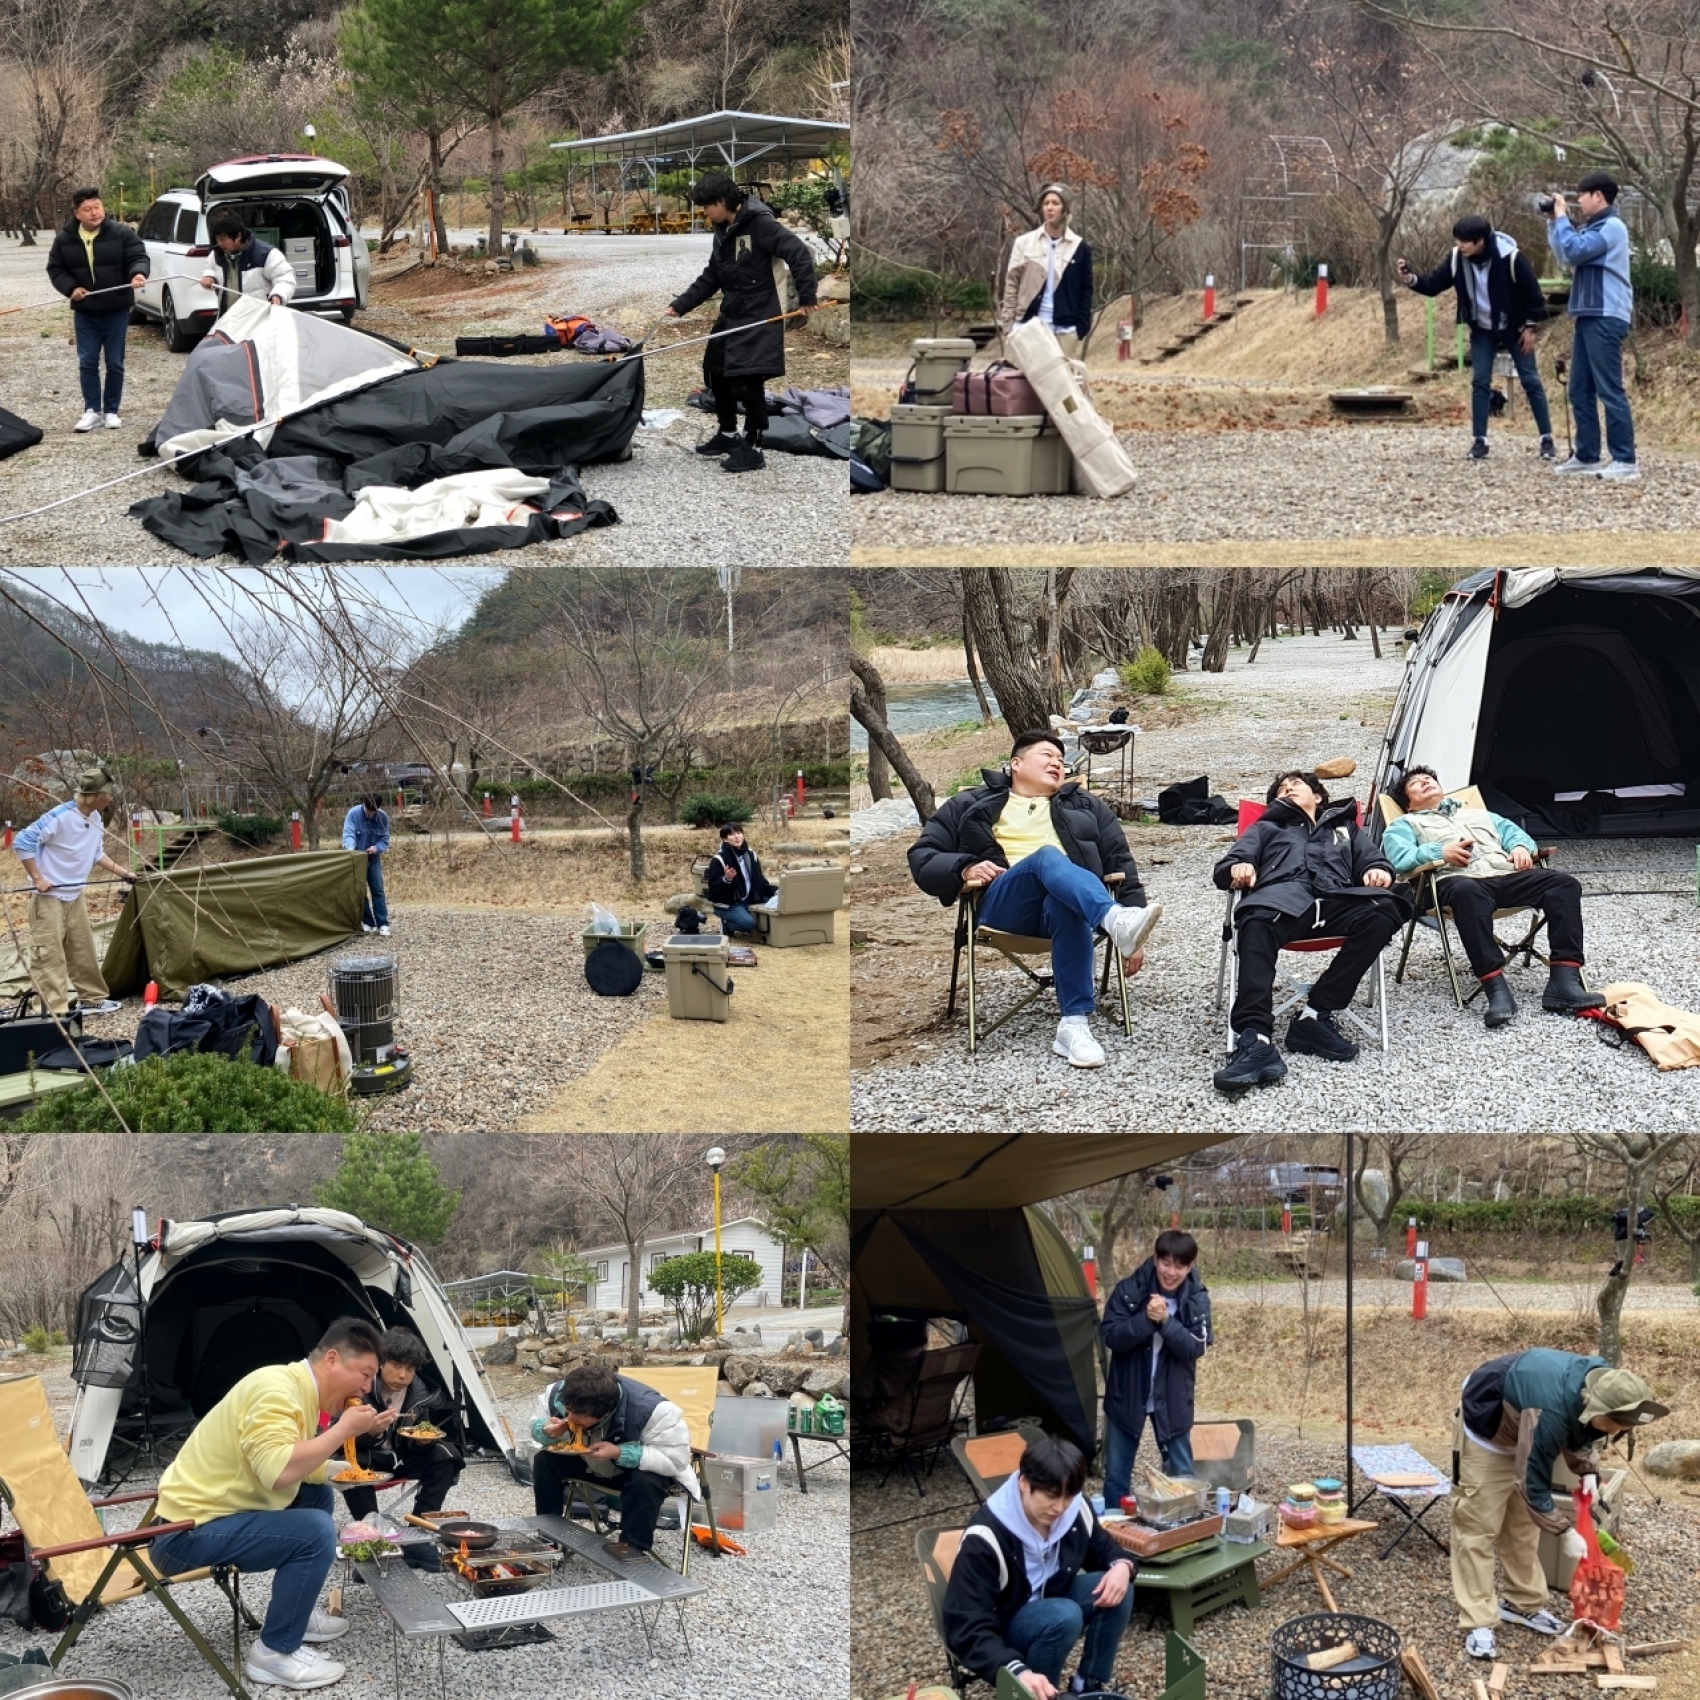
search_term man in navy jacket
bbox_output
[1100,1230,1211,1508]
[943,1433,1135,1698]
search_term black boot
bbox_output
[721,435,767,473]
[1285,1009,1360,1062]
[1481,973,1517,1028]
[695,430,741,456]
[1542,962,1605,1013]
[1213,1030,1287,1093]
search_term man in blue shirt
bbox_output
[1546,171,1637,479]
[341,794,391,937]
[1383,767,1604,1027]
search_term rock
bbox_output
[721,1353,763,1391]
[1337,1168,1388,1222]
[1394,1256,1468,1283]
[1644,1440,1700,1479]
[1314,757,1357,779]
[803,1329,825,1347]
[754,1361,809,1396]
[743,1381,772,1399]
[663,892,699,913]
[802,1366,848,1398]
[480,1338,517,1365]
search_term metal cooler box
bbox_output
[705,1454,779,1533]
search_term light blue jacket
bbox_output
[341,804,390,854]
[1548,208,1633,323]
[1383,803,1538,877]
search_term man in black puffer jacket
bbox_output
[665,172,819,475]
[943,1434,1136,1699]
[1211,769,1407,1092]
[45,187,149,432]
[704,821,776,937]
[909,729,1161,1069]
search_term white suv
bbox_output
[133,155,372,352]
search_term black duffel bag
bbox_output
[132,993,279,1067]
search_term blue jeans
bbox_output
[74,308,129,413]
[362,854,388,928]
[972,847,1117,1018]
[1568,315,1635,464]
[1469,328,1552,439]
[1005,1568,1134,1687]
[1102,1413,1196,1508]
[150,1482,335,1655]
[715,903,757,936]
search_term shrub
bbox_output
[21,1325,50,1354]
[11,1052,363,1132]
[850,267,992,319]
[648,1251,764,1341]
[1630,256,1683,329]
[216,810,284,849]
[678,793,753,829]
[1119,646,1171,697]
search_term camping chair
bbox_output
[917,1525,981,1691]
[1377,786,1558,1010]
[862,1345,981,1495]
[1212,798,1389,1051]
[948,872,1132,1055]
[555,1365,723,1576]
[0,1374,257,1700]
[949,1421,1048,1503]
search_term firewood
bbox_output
[1603,1647,1626,1675]
[1488,1662,1510,1696]
[1474,1679,1492,1700]
[1306,1642,1359,1671]
[1625,1644,1689,1659]
[1404,1648,1443,1700]
[1593,1677,1656,1692]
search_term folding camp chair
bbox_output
[947,872,1132,1055]
[554,1365,723,1576]
[0,1374,258,1699]
[862,1345,981,1495]
[1377,787,1558,1010]
[949,1421,1048,1504]
[1212,799,1389,1051]
[917,1525,979,1692]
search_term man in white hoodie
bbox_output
[999,185,1094,359]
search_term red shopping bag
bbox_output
[1568,1485,1625,1629]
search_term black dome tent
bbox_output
[67,1207,513,1486]
[1374,566,1700,839]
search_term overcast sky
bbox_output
[5,567,503,651]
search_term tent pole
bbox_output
[1344,1132,1354,1491]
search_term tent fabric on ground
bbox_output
[0,406,44,462]
[101,849,366,1000]
[130,294,639,559]
[852,1206,1101,1448]
[66,1207,514,1486]
[1373,566,1700,839]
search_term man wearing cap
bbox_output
[1452,1347,1670,1660]
[14,767,137,1017]
[999,185,1093,358]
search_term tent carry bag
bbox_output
[1003,318,1137,497]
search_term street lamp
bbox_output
[705,1146,726,1339]
[303,124,317,158]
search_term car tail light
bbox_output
[186,245,212,257]
[333,235,350,247]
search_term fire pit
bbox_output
[1271,1613,1402,1700]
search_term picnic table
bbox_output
[1263,1519,1380,1612]
[788,1423,849,1494]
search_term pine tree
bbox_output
[316,1131,461,1246]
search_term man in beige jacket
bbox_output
[999,184,1093,358]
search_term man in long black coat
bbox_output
[45,188,149,432]
[664,172,819,474]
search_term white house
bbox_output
[580,1217,787,1312]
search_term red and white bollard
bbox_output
[1081,1242,1098,1301]
[1405,1217,1418,1259]
[1412,1238,1429,1321]
[2,822,10,850]
[1117,316,1133,361]
[395,787,404,810]
[1314,263,1329,317]
[144,980,159,1008]
[290,811,302,852]
[1281,1203,1292,1237]
[509,795,522,843]
[795,769,805,810]
[1203,274,1216,321]
[482,792,492,818]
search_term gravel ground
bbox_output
[851,634,1700,1133]
[0,236,846,566]
[851,1422,1700,1700]
[77,904,657,1133]
[850,425,1700,561]
[0,1369,847,1700]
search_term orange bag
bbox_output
[1568,1485,1625,1629]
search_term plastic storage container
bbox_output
[580,920,646,960]
[709,1392,788,1461]
[889,403,951,492]
[907,338,976,405]
[664,932,733,1022]
[944,415,1071,496]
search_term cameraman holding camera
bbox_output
[1398,215,1554,462]
[1546,172,1638,480]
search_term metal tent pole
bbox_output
[1344,1133,1354,1489]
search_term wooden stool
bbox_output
[1264,1519,1379,1611]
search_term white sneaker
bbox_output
[378,925,390,937]
[1100,901,1162,961]
[1465,1629,1497,1660]
[104,413,122,429]
[303,1607,349,1643]
[1598,459,1641,481]
[362,923,375,934]
[74,409,100,432]
[1052,1015,1106,1068]
[1499,1600,1564,1635]
[243,1641,345,1689]
[1550,455,1599,474]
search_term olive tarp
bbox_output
[101,849,366,999]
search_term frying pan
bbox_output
[433,1519,499,1551]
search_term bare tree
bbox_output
[849,652,936,821]
[959,569,1064,734]
[1651,1136,1700,1286]
[1351,1134,1425,1249]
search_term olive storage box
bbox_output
[944,415,1071,496]
[907,337,976,406]
[888,403,951,492]
[663,932,733,1021]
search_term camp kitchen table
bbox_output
[788,1421,850,1493]
[353,1515,705,1698]
[1130,1536,1269,1635]
[1348,1442,1451,1558]
[1263,1519,1380,1612]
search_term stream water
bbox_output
[850,677,1000,750]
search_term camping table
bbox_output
[1348,1443,1451,1559]
[525,1513,707,1647]
[1130,1538,1268,1636]
[353,1555,458,1700]
[1263,1520,1379,1612]
[788,1424,850,1493]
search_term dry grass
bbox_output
[861,645,973,682]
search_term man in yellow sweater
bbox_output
[150,1317,394,1692]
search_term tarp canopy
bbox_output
[131,295,638,561]
[101,849,366,999]
[67,1207,514,1486]
[1374,567,1700,838]
[853,1206,1101,1448]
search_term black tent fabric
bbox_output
[0,407,43,462]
